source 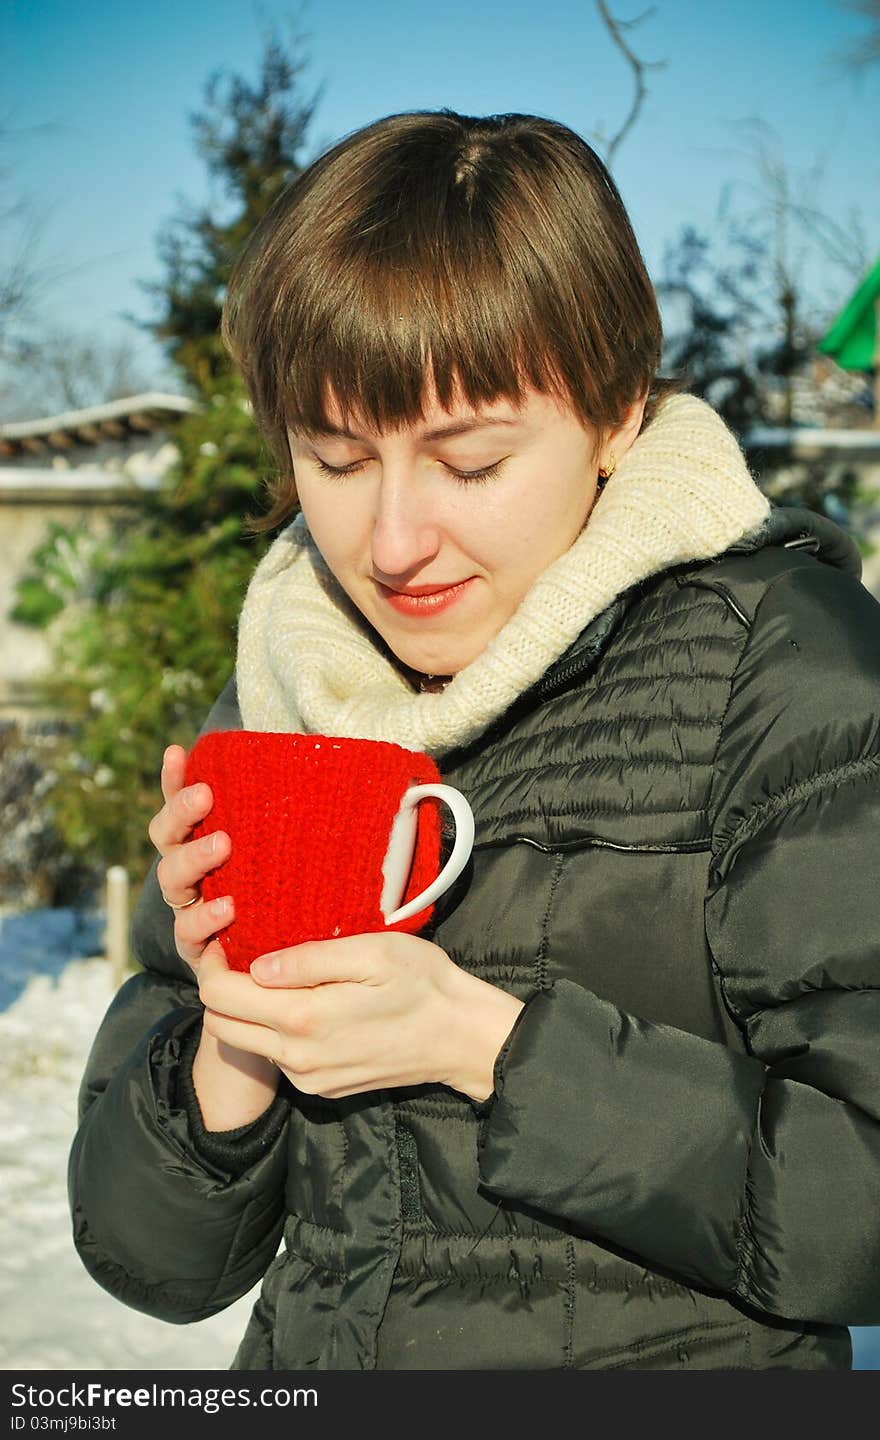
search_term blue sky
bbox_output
[1,0,878,406]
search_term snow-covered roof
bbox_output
[0,392,200,454]
[744,426,880,454]
[0,467,161,494]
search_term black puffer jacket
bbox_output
[69,501,880,1370]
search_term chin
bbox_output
[405,654,461,677]
[394,641,468,677]
[375,612,491,678]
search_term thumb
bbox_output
[184,937,227,978]
[200,938,231,971]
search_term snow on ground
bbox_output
[0,911,260,1372]
[0,907,877,1372]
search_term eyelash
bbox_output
[311,457,503,486]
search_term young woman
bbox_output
[68,109,880,1370]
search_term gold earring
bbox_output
[598,451,617,481]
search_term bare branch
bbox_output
[0,115,84,354]
[0,327,158,418]
[702,116,870,301]
[593,1,666,164]
[830,0,880,75]
[786,202,870,279]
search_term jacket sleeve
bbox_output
[68,673,292,1324]
[476,559,880,1327]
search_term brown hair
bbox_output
[220,108,684,535]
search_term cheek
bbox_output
[447,495,522,572]
[297,492,360,568]
[464,512,542,593]
[479,474,585,564]
[537,464,594,540]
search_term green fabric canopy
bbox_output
[818,255,880,371]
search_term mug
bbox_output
[184,730,474,971]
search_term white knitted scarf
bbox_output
[235,393,771,758]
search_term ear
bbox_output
[605,390,649,467]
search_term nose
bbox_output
[370,469,442,580]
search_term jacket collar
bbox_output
[537,500,863,699]
[723,499,862,573]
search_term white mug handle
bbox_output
[381,783,475,925]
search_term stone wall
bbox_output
[0,499,134,727]
[0,420,179,728]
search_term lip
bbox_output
[377,577,474,616]
[385,582,464,596]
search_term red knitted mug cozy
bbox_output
[184,730,444,971]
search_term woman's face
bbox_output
[287,380,643,680]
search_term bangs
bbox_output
[267,187,582,441]
[277,295,551,441]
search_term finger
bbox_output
[200,1007,366,1099]
[159,744,185,806]
[157,824,231,907]
[157,744,200,825]
[174,896,235,965]
[176,932,224,975]
[198,943,315,1031]
[201,1007,320,1090]
[150,743,218,853]
[150,781,216,852]
[201,1007,281,1064]
[249,935,377,987]
[197,940,270,1015]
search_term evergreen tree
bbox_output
[134,25,320,399]
[10,24,319,917]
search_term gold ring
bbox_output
[160,889,200,911]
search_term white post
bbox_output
[106,865,129,992]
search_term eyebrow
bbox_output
[305,417,520,443]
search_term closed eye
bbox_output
[311,457,505,486]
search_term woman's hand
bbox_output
[197,931,525,1104]
[146,743,234,972]
[146,743,279,1129]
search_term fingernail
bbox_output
[212,897,230,918]
[251,954,280,980]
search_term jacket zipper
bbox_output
[472,833,712,855]
[538,656,591,698]
[782,533,821,553]
[395,1116,422,1221]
